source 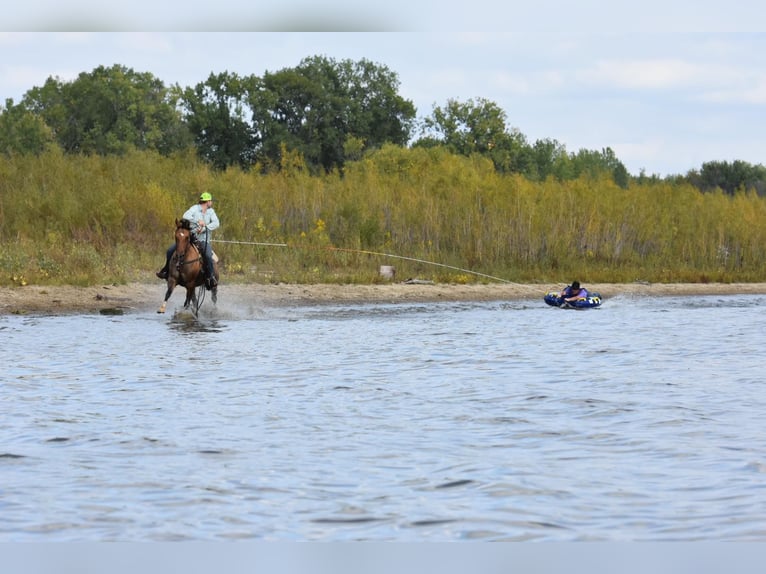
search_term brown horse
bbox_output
[157,218,218,314]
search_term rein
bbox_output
[176,230,202,267]
[179,254,202,266]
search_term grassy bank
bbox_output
[2,146,765,287]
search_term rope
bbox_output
[214,239,288,247]
[212,238,521,285]
[326,247,513,284]
[194,282,206,314]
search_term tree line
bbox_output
[1,58,765,194]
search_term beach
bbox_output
[3,281,766,315]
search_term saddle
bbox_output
[181,219,217,288]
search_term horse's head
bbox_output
[178,218,193,231]
[174,219,193,255]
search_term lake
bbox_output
[2,293,766,541]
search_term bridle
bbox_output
[175,227,201,268]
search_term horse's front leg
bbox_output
[157,280,176,313]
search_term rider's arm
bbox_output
[182,205,199,223]
[206,209,220,232]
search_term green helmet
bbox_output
[199,192,213,202]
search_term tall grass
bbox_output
[1,146,765,286]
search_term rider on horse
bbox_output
[156,192,220,289]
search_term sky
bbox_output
[2,2,765,177]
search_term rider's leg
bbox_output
[156,244,175,279]
[202,243,217,287]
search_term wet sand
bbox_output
[2,281,766,315]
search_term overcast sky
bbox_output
[2,2,765,176]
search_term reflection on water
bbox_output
[2,294,766,541]
[169,310,226,334]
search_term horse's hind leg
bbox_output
[184,285,199,314]
[210,263,219,303]
[183,287,193,309]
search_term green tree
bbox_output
[339,58,414,149]
[250,56,415,174]
[687,160,766,195]
[0,98,55,155]
[22,64,189,156]
[255,61,339,173]
[420,97,508,156]
[416,97,533,175]
[569,147,629,188]
[178,71,256,171]
[529,138,568,181]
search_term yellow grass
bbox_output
[1,146,765,286]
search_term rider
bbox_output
[156,192,220,288]
[560,280,588,304]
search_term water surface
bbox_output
[2,294,765,540]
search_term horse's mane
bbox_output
[178,218,193,230]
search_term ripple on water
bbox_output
[3,295,766,540]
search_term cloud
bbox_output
[490,72,531,95]
[53,32,92,44]
[582,58,704,90]
[1,66,44,99]
[612,139,669,172]
[574,54,766,107]
[114,32,173,54]
[422,68,469,93]
[0,32,28,46]
[491,70,565,96]
[700,76,766,105]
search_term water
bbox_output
[2,293,766,541]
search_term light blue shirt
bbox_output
[183,204,220,246]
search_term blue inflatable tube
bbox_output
[544,291,603,309]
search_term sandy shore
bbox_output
[2,281,766,315]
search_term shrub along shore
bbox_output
[2,147,766,288]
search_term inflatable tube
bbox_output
[544,291,602,309]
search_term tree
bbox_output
[249,56,416,173]
[338,58,414,149]
[529,138,569,181]
[178,71,256,170]
[419,97,508,156]
[416,97,534,175]
[687,160,766,195]
[568,147,629,188]
[0,98,55,155]
[21,64,190,156]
